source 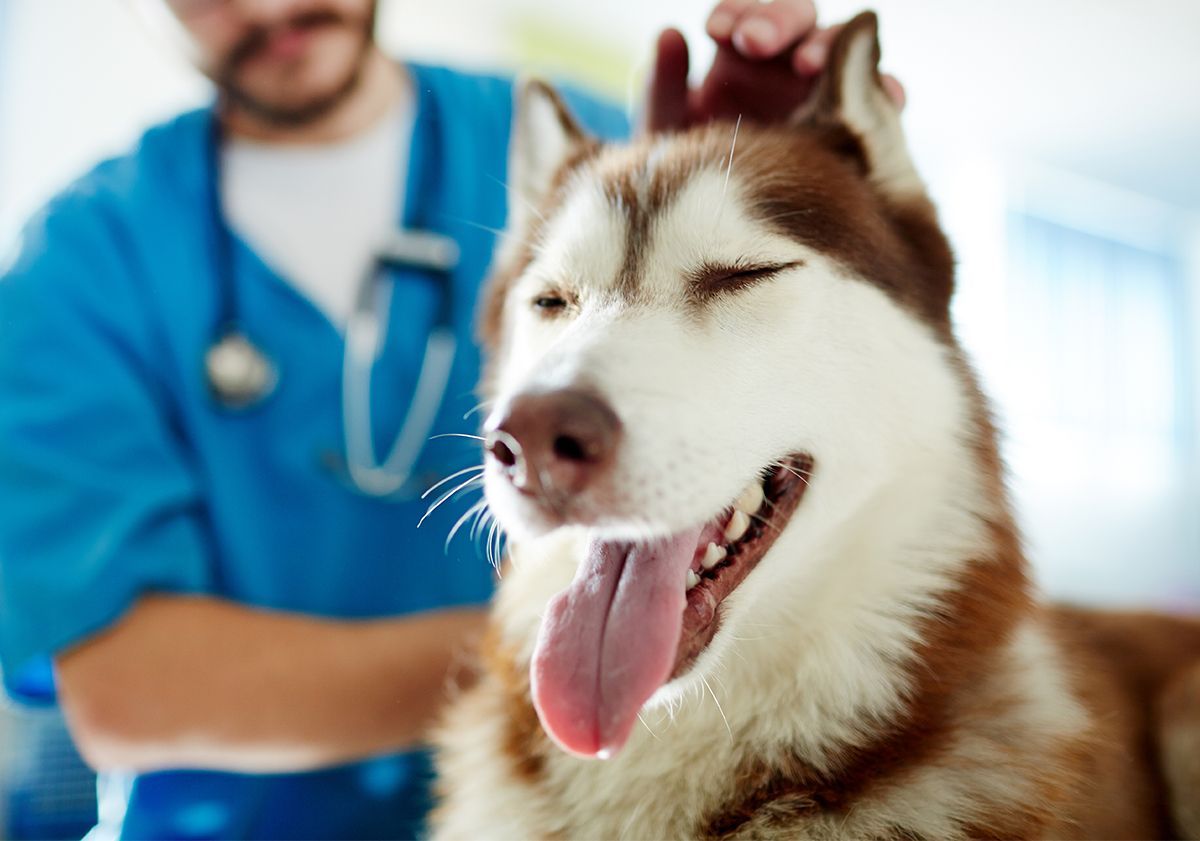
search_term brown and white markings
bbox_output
[432,11,1200,840]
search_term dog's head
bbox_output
[478,12,967,759]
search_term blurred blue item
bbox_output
[0,62,628,839]
[203,107,463,499]
[4,659,55,708]
[1,703,98,840]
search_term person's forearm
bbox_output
[56,594,487,773]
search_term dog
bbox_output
[431,12,1200,839]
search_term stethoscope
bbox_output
[202,116,461,498]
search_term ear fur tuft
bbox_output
[794,11,924,199]
[481,80,593,355]
[506,78,591,242]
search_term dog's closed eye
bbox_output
[531,290,573,316]
[688,260,804,301]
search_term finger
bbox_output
[881,73,906,110]
[787,25,907,112]
[790,23,842,75]
[643,28,691,133]
[731,0,818,59]
[694,42,815,124]
[705,0,758,42]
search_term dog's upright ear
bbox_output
[479,80,593,357]
[504,79,593,244]
[794,11,923,200]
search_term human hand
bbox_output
[644,0,905,132]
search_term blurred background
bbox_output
[1,0,1198,837]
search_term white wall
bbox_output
[0,0,210,251]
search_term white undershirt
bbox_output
[221,100,413,330]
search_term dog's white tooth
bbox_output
[724,510,750,543]
[686,569,701,590]
[734,482,764,514]
[701,542,727,570]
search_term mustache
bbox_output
[223,8,348,73]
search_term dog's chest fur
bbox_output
[434,492,1114,840]
[435,596,1113,840]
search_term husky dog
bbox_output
[432,13,1200,839]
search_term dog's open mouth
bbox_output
[530,454,813,759]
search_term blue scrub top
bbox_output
[0,63,627,839]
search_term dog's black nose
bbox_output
[486,389,621,496]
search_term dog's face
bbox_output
[479,14,963,759]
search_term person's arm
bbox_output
[57,594,486,774]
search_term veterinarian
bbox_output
[0,0,891,837]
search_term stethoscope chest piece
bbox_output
[206,328,278,409]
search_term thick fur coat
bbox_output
[432,13,1200,839]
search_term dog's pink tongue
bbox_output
[531,526,702,759]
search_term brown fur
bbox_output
[700,537,1037,838]
[1159,661,1200,837]
[439,13,1200,839]
[479,626,548,783]
[1051,608,1200,837]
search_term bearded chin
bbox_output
[219,53,370,129]
[215,4,378,129]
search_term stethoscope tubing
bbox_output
[203,112,461,499]
[342,274,458,497]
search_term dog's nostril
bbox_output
[489,390,620,495]
[553,435,587,462]
[488,436,518,468]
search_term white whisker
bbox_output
[769,461,812,485]
[636,712,662,742]
[462,400,494,421]
[441,213,506,237]
[484,520,499,571]
[418,475,484,528]
[709,670,736,710]
[421,464,485,500]
[701,675,734,745]
[471,507,493,544]
[446,498,489,552]
[487,173,546,223]
[721,114,743,200]
[429,432,486,442]
[748,509,784,536]
[485,519,507,573]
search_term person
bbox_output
[0,0,899,837]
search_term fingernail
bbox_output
[707,11,735,39]
[734,17,778,53]
[799,39,828,70]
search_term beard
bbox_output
[214,3,378,129]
